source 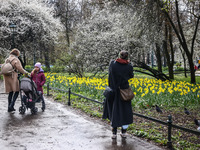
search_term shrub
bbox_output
[25,65,34,72]
[51,65,65,73]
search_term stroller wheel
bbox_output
[31,107,38,115]
[19,106,26,114]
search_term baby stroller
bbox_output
[19,77,43,114]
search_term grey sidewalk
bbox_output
[0,81,164,150]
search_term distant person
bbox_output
[194,65,198,72]
[2,49,28,113]
[31,62,46,111]
[103,50,134,139]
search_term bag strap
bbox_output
[7,57,16,70]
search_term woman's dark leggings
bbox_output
[112,127,117,134]
[112,127,127,134]
[8,91,19,109]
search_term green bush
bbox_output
[162,67,168,71]
[175,62,181,67]
[25,64,65,73]
[175,67,186,71]
[50,65,65,73]
[41,66,49,72]
[25,65,47,72]
[25,65,34,72]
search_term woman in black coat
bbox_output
[103,50,134,139]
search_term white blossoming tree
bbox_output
[0,0,63,67]
[69,2,148,75]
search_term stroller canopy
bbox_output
[20,77,37,92]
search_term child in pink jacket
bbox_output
[31,62,46,111]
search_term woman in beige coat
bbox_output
[3,49,28,112]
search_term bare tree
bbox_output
[155,0,200,83]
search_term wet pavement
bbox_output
[0,81,164,150]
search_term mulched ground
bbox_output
[132,106,200,149]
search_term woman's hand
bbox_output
[24,72,31,78]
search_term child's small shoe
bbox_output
[120,132,127,138]
[111,134,117,139]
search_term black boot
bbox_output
[8,92,13,112]
[112,127,117,139]
[9,92,19,112]
[41,104,45,111]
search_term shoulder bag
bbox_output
[119,86,134,101]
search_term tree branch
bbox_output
[191,15,200,56]
[175,0,188,53]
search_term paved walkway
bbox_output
[0,81,164,150]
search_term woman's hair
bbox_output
[119,50,128,60]
[10,48,20,57]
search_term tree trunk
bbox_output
[42,44,50,72]
[65,0,70,47]
[163,23,174,79]
[138,51,141,62]
[180,46,187,78]
[147,52,150,65]
[167,0,196,83]
[156,0,198,83]
[163,56,166,67]
[168,25,174,79]
[23,50,26,68]
[155,43,162,72]
[163,40,173,79]
[142,50,145,63]
[188,53,196,84]
[18,48,26,68]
